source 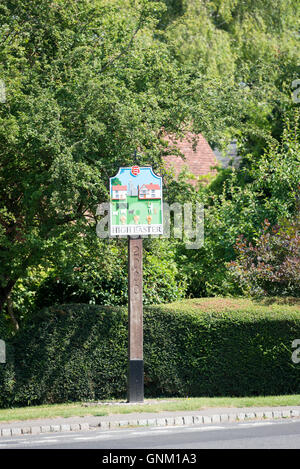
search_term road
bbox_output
[1,418,300,450]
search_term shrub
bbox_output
[229,217,300,297]
[0,299,300,407]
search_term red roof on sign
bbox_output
[145,183,160,190]
[112,185,127,191]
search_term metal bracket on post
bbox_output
[127,236,144,403]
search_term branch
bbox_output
[99,15,143,73]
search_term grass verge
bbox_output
[1,395,300,423]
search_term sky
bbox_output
[111,167,162,191]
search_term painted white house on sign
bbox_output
[109,166,163,236]
[112,185,127,200]
[138,183,161,200]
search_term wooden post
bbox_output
[127,236,144,402]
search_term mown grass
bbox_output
[1,395,300,423]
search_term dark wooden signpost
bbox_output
[128,236,144,402]
[109,166,163,402]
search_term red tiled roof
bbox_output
[163,133,218,185]
[144,183,160,190]
[112,185,127,191]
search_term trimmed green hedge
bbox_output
[0,302,300,407]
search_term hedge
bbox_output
[0,301,300,407]
[0,315,8,342]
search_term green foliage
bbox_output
[143,239,187,304]
[28,238,186,311]
[144,302,300,397]
[163,0,299,155]
[249,112,300,216]
[1,0,300,323]
[33,239,128,309]
[0,300,300,407]
[0,0,196,315]
[174,113,300,297]
[0,305,129,406]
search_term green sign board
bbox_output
[109,166,163,237]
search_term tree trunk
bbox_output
[6,293,19,331]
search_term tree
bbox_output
[162,0,300,156]
[1,0,270,326]
[1,0,299,325]
[0,0,193,325]
[110,178,122,186]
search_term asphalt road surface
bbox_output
[1,418,300,450]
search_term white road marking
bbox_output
[23,439,59,445]
[182,426,225,431]
[0,438,24,444]
[0,426,227,447]
[74,435,113,441]
[238,421,274,427]
[3,438,60,447]
[0,419,291,448]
